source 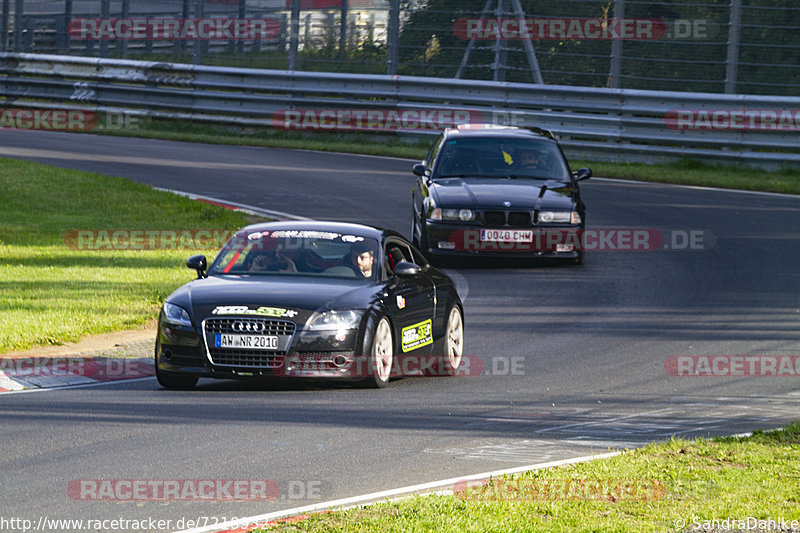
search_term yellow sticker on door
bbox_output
[401,319,433,352]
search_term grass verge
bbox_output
[0,158,257,353]
[253,423,800,532]
[101,118,800,195]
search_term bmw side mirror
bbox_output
[412,163,430,177]
[394,261,422,278]
[574,167,592,181]
[186,254,207,279]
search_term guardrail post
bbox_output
[340,0,348,53]
[99,0,109,57]
[193,0,204,64]
[386,0,399,75]
[12,0,21,52]
[23,12,31,50]
[1,0,9,51]
[237,0,246,55]
[119,0,130,58]
[60,0,73,53]
[725,0,742,94]
[278,13,287,53]
[609,0,624,88]
[178,0,190,57]
[288,0,300,70]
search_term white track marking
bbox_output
[154,188,309,221]
[173,451,620,533]
[0,146,407,175]
[592,177,800,199]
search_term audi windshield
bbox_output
[207,230,380,281]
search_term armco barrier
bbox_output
[1,52,798,168]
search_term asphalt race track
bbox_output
[1,130,799,531]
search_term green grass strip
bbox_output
[0,158,255,352]
[252,424,800,532]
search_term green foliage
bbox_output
[396,0,800,94]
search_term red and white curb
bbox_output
[154,188,309,221]
[0,357,154,392]
[175,451,621,533]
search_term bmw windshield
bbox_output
[435,137,570,181]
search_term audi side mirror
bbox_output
[186,254,207,279]
[394,261,422,278]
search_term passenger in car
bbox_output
[247,251,297,273]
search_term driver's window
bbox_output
[409,246,429,268]
[384,242,412,276]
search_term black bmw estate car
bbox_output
[411,125,592,263]
[156,221,464,389]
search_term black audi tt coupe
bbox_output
[155,221,464,389]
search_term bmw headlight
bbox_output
[163,302,192,327]
[538,210,581,224]
[306,310,364,331]
[430,208,474,222]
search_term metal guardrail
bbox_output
[1,52,798,168]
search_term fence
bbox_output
[0,1,798,96]
[1,52,798,168]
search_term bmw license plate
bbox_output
[480,229,533,242]
[215,334,279,350]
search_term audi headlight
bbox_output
[430,208,474,222]
[306,310,364,331]
[163,302,192,327]
[538,210,581,224]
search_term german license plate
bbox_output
[214,334,278,350]
[480,229,533,242]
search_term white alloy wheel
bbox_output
[371,317,394,385]
[445,306,464,374]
